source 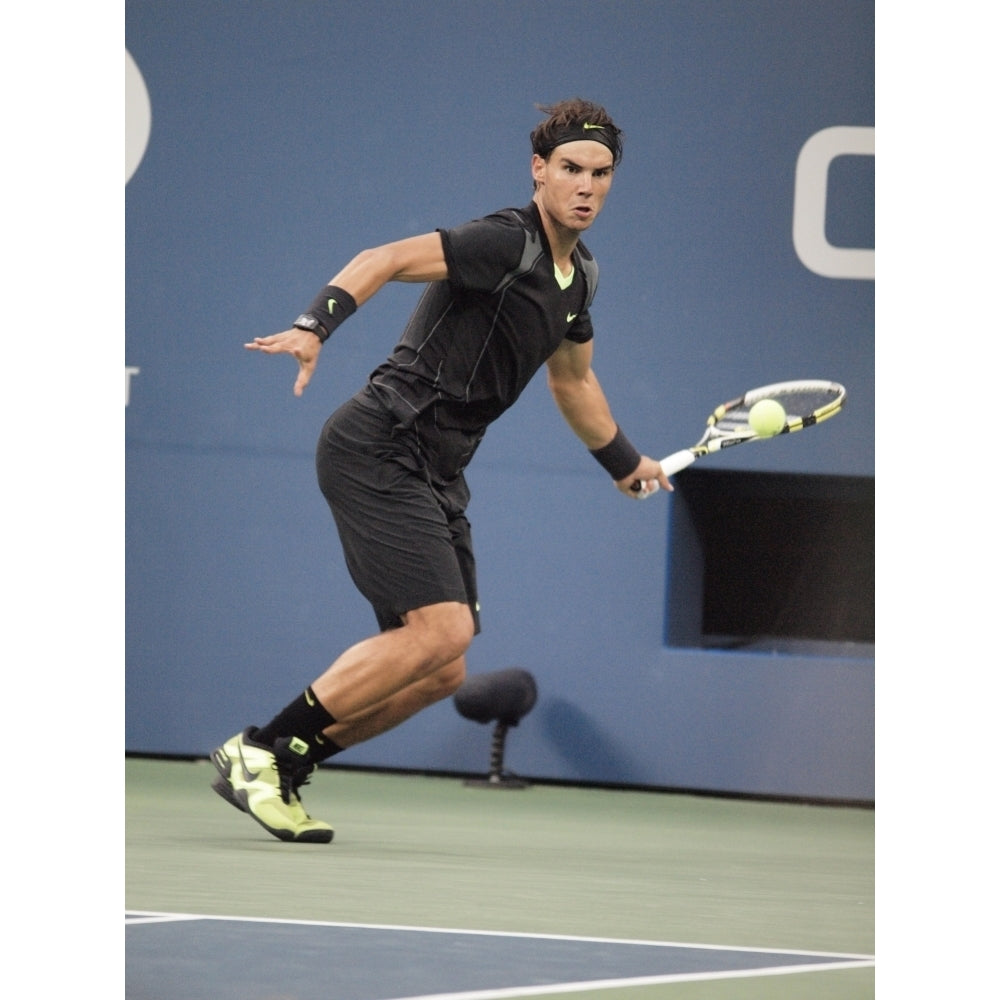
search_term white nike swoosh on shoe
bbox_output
[238,743,262,782]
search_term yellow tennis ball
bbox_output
[748,398,786,436]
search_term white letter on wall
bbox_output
[793,126,874,280]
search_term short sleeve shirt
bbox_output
[369,203,596,439]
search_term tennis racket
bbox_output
[634,379,846,497]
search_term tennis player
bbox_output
[211,98,671,842]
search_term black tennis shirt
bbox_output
[367,203,597,479]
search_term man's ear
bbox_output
[530,153,547,187]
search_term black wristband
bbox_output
[589,426,642,481]
[294,284,358,343]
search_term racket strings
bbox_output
[715,410,757,434]
[730,388,843,426]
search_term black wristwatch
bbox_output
[293,313,328,342]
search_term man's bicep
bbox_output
[387,232,450,283]
[547,337,594,384]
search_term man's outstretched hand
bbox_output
[244,328,322,397]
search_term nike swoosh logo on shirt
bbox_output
[567,313,578,323]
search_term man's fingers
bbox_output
[243,331,318,395]
[292,356,316,396]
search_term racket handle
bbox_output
[632,450,696,498]
[659,450,696,477]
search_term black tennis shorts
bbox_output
[315,387,481,634]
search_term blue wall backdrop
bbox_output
[125,0,874,801]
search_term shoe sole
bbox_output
[211,774,248,813]
[210,746,248,813]
[210,746,334,844]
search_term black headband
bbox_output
[541,122,621,163]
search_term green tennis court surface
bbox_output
[126,758,874,999]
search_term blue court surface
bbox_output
[125,912,874,1000]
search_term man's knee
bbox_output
[404,601,475,666]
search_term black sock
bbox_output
[254,687,336,748]
[310,734,346,765]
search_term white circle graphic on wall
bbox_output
[125,49,152,184]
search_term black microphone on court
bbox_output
[453,667,537,789]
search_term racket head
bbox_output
[708,379,846,442]
[634,380,846,499]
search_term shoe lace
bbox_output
[273,745,315,805]
[288,763,314,800]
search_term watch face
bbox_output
[294,314,318,331]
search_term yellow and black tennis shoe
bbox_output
[211,728,334,844]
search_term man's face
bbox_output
[532,140,615,234]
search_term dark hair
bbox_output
[530,98,624,167]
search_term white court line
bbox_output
[124,911,875,997]
[125,912,200,925]
[122,910,875,962]
[386,961,877,1000]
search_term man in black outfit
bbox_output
[211,98,672,842]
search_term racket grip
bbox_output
[633,450,696,498]
[659,450,696,477]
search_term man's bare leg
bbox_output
[310,601,474,720]
[322,656,467,748]
[210,602,473,840]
